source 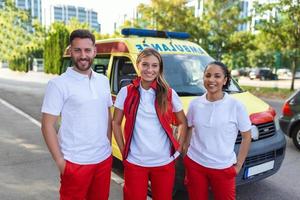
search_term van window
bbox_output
[62,57,72,73]
[93,56,110,75]
[162,54,242,96]
[111,56,137,94]
[61,56,110,75]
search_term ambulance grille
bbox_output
[244,151,275,165]
[235,121,276,144]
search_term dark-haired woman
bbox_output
[112,48,187,200]
[183,61,252,200]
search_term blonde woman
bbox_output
[112,48,187,200]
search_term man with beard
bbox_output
[41,29,113,200]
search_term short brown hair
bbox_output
[69,29,95,45]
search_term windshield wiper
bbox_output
[176,91,203,96]
[223,89,242,94]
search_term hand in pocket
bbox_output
[57,159,67,175]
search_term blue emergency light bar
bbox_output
[121,28,190,39]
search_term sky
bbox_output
[43,0,150,34]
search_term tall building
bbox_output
[188,0,280,32]
[0,0,42,22]
[239,0,280,32]
[0,0,4,8]
[15,0,42,22]
[187,0,204,18]
[46,4,100,32]
[238,0,252,31]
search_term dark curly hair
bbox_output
[204,61,231,90]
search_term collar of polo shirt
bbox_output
[66,67,97,80]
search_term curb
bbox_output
[0,68,57,84]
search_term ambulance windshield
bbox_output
[162,54,242,96]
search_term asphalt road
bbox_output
[0,78,299,200]
[0,78,123,200]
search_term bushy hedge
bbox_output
[44,23,69,74]
[9,56,28,72]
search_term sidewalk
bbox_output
[0,68,57,83]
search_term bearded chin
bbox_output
[73,58,94,72]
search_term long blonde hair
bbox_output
[136,48,170,113]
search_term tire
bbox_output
[291,125,300,150]
[260,76,266,81]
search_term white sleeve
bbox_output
[171,89,183,112]
[186,100,195,127]
[41,81,64,116]
[114,86,127,110]
[237,102,251,132]
[105,78,113,107]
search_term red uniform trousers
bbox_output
[184,156,236,200]
[60,155,112,200]
[123,160,175,200]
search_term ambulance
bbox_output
[62,28,286,193]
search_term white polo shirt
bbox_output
[114,86,182,167]
[41,67,113,164]
[186,93,251,169]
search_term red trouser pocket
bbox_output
[60,156,112,200]
[183,156,236,200]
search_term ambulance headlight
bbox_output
[251,125,259,140]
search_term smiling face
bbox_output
[70,38,96,75]
[137,55,160,85]
[204,64,228,96]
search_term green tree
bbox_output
[43,22,69,74]
[200,0,246,60]
[118,0,209,58]
[124,0,250,65]
[134,0,194,32]
[247,32,275,69]
[255,0,300,90]
[223,31,255,69]
[0,0,44,71]
[66,18,89,33]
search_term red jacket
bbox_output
[122,77,179,159]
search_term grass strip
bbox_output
[241,85,295,100]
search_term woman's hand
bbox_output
[233,163,242,174]
[234,130,251,175]
[112,108,125,155]
[181,142,190,157]
[180,127,193,157]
